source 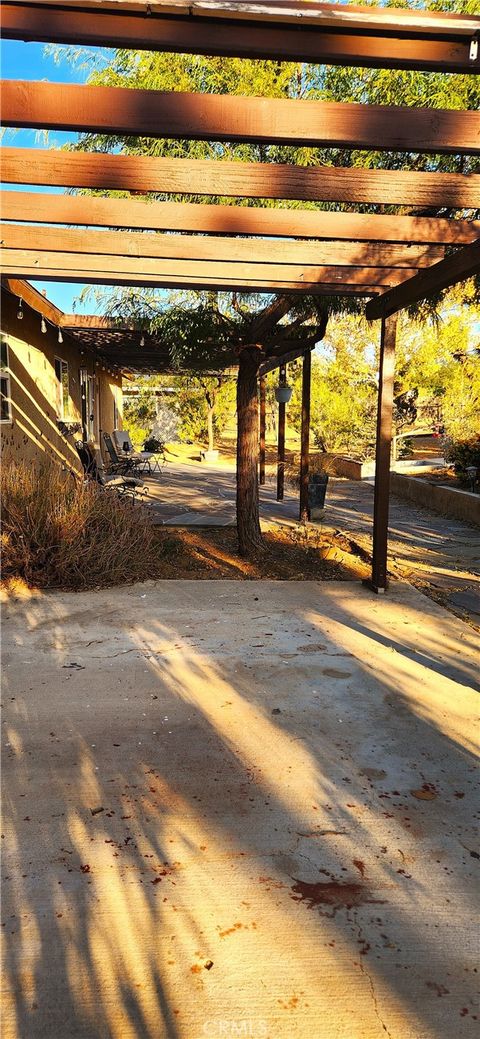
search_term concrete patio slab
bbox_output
[2,580,478,1039]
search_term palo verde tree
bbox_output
[175,374,235,453]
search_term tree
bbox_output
[288,313,378,458]
[175,374,235,451]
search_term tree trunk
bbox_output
[259,375,266,486]
[236,345,263,557]
[207,405,214,452]
[299,349,311,523]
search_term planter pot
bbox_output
[275,385,293,404]
[308,473,329,515]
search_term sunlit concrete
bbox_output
[2,580,479,1039]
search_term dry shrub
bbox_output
[283,451,337,488]
[1,462,163,590]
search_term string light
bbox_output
[57,328,63,344]
[17,298,23,320]
[41,317,47,334]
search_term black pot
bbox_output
[308,473,329,510]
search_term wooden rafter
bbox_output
[0,224,445,269]
[2,81,479,154]
[1,275,64,324]
[2,190,479,246]
[0,247,414,286]
[3,149,479,210]
[0,264,386,296]
[366,239,480,320]
[2,1,479,73]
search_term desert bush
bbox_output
[1,462,164,590]
[443,437,480,487]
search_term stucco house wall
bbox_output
[1,287,122,472]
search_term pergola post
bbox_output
[299,349,311,523]
[276,363,287,502]
[259,375,266,486]
[370,314,398,593]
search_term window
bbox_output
[113,385,120,430]
[0,337,12,423]
[54,357,70,419]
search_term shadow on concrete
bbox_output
[2,581,478,1037]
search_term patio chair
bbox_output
[102,432,144,476]
[113,430,163,474]
[76,441,147,501]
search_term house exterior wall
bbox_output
[0,289,122,472]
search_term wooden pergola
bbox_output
[1,0,480,588]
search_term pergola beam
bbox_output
[2,81,479,154]
[0,264,386,297]
[0,248,412,288]
[2,191,479,246]
[366,238,480,320]
[0,224,445,270]
[2,2,479,74]
[3,149,480,211]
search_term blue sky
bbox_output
[1,40,111,313]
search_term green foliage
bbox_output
[288,315,378,458]
[396,309,480,441]
[123,386,158,448]
[175,375,236,446]
[444,437,480,486]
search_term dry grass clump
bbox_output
[1,462,162,591]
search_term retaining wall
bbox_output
[390,473,480,527]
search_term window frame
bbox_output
[0,336,12,424]
[54,355,70,420]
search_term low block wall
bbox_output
[390,473,480,527]
[317,454,375,480]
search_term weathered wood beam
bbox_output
[276,364,287,502]
[61,314,137,330]
[3,149,479,210]
[2,2,479,73]
[259,346,308,378]
[0,264,385,296]
[366,239,480,320]
[2,81,479,154]
[3,190,479,246]
[249,296,292,341]
[3,1,478,36]
[259,375,266,487]
[0,248,412,287]
[299,348,312,525]
[370,315,398,593]
[1,274,64,323]
[0,223,445,269]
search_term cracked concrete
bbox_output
[2,579,479,1038]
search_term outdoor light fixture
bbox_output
[140,333,145,347]
[16,298,23,320]
[57,328,63,344]
[41,317,47,334]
